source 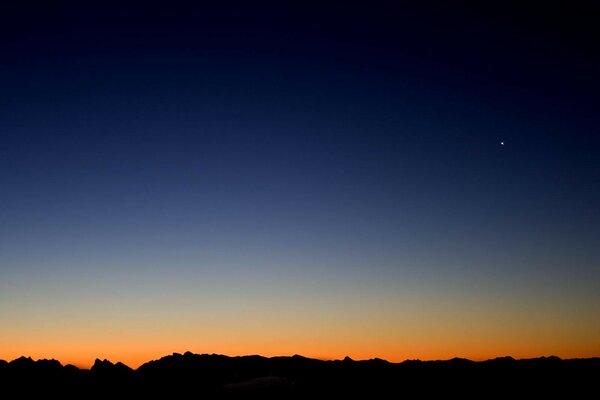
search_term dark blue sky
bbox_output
[1,2,599,364]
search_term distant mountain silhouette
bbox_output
[1,352,598,397]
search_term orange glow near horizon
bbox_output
[3,322,599,369]
[4,346,600,370]
[2,271,599,369]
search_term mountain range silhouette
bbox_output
[1,352,598,397]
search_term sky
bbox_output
[1,2,599,368]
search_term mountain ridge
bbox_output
[2,352,598,370]
[1,352,598,397]
[0,351,600,372]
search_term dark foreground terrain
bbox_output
[1,352,598,397]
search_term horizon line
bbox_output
[5,351,599,371]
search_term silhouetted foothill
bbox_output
[92,358,133,374]
[9,356,35,368]
[7,356,63,375]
